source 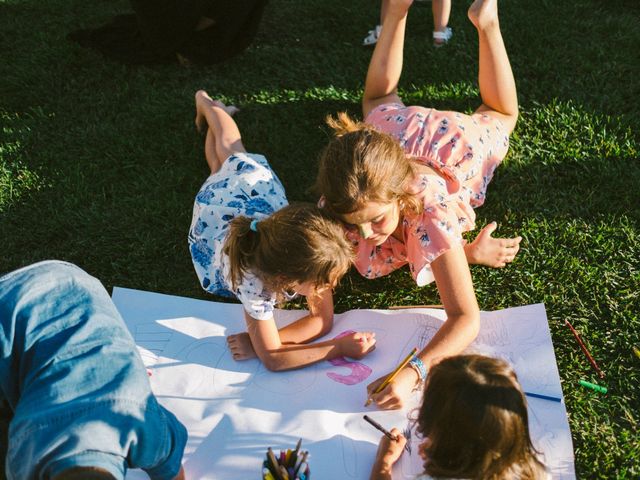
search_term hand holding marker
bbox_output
[364,415,410,453]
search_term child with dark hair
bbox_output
[188,91,376,372]
[370,355,548,480]
[0,261,187,480]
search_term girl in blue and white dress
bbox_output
[188,91,376,371]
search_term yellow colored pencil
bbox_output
[365,347,418,407]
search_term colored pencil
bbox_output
[388,304,443,310]
[266,448,282,480]
[579,379,608,394]
[290,438,302,467]
[524,391,563,403]
[564,319,605,378]
[279,465,290,480]
[365,347,418,407]
[264,442,309,480]
[294,451,308,476]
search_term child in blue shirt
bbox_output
[0,260,187,480]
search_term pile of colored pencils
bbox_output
[263,439,310,480]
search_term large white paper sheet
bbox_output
[112,287,575,479]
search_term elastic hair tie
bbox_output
[249,219,259,232]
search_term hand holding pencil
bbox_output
[365,347,418,409]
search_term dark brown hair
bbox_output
[223,202,353,296]
[415,355,547,479]
[315,112,422,216]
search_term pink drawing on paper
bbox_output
[326,330,373,385]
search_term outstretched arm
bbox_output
[362,0,414,117]
[367,245,480,409]
[240,310,376,372]
[276,288,337,343]
[227,289,376,371]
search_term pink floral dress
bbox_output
[349,103,510,285]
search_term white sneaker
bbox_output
[433,27,452,47]
[362,25,382,46]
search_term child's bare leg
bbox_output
[203,129,221,174]
[469,0,518,134]
[195,90,244,174]
[362,0,414,117]
[379,0,389,25]
[465,221,522,268]
[432,0,451,35]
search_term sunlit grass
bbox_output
[0,0,639,477]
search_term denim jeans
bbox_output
[0,261,186,480]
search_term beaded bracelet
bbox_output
[408,357,427,383]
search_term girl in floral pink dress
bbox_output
[316,0,520,409]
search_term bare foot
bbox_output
[194,90,239,133]
[227,332,257,361]
[468,0,499,32]
[465,222,521,268]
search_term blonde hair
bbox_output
[315,112,422,216]
[222,203,353,296]
[415,355,547,480]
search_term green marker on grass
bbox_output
[579,379,607,394]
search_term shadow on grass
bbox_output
[1,0,639,478]
[1,0,638,118]
[1,96,637,297]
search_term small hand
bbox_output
[366,368,418,410]
[372,428,407,475]
[336,332,377,359]
[227,332,257,360]
[466,221,522,268]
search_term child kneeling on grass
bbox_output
[189,91,376,372]
[370,355,548,480]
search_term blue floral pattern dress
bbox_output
[188,153,288,320]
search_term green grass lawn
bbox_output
[1,0,639,477]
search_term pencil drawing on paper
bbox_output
[112,288,574,480]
